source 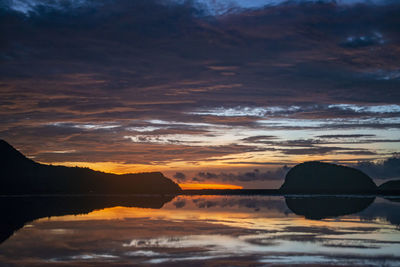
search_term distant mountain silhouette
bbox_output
[280,161,377,194]
[0,195,175,244]
[0,140,181,195]
[379,180,400,195]
[285,196,375,220]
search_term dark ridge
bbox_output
[285,197,375,220]
[0,139,181,195]
[0,139,36,166]
[0,195,175,244]
[280,161,378,194]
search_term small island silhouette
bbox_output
[280,161,378,194]
[379,180,400,195]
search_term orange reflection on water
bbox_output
[39,203,385,235]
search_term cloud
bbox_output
[1,0,400,171]
[341,32,385,48]
[192,166,290,182]
[279,146,376,156]
[4,0,92,14]
[241,135,278,144]
[353,156,400,179]
[6,0,395,16]
[173,172,187,182]
[190,104,400,119]
[241,136,382,156]
[373,70,400,81]
[317,134,376,138]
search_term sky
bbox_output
[1,0,400,188]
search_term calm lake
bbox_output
[1,195,400,266]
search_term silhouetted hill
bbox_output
[0,195,175,244]
[379,180,400,195]
[280,161,377,194]
[0,140,181,195]
[0,139,36,167]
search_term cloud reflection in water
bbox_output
[0,195,400,266]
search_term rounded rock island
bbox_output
[280,161,377,194]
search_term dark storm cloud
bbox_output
[2,0,400,103]
[1,0,400,165]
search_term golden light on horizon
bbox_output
[46,151,381,176]
[47,161,165,174]
[179,183,243,190]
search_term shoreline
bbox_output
[0,190,399,197]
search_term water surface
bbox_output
[1,195,400,266]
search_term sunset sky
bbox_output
[1,0,400,188]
